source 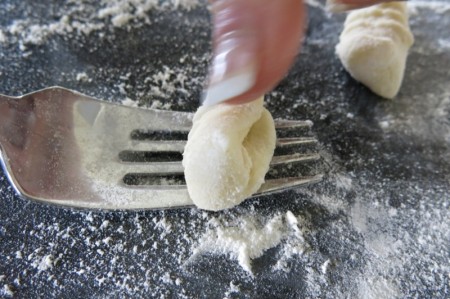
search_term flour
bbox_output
[97,0,159,26]
[0,30,6,43]
[116,58,207,108]
[223,281,240,299]
[191,214,285,274]
[37,255,54,272]
[187,169,449,296]
[2,0,202,48]
[349,181,449,298]
[76,72,90,82]
[191,210,307,275]
[320,259,331,274]
[1,284,14,298]
[147,65,197,101]
[438,37,450,51]
[121,97,139,108]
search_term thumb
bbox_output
[202,0,306,106]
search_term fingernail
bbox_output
[202,1,258,106]
[202,63,256,107]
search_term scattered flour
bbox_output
[76,72,90,82]
[438,38,450,49]
[1,0,203,48]
[320,259,331,274]
[223,281,240,299]
[118,60,207,109]
[5,16,104,47]
[191,211,307,275]
[37,255,54,272]
[147,65,193,100]
[97,0,159,26]
[1,284,14,298]
[97,0,200,26]
[0,30,6,43]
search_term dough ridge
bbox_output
[336,2,414,99]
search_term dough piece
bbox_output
[336,2,414,99]
[182,98,276,211]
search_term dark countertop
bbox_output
[0,1,449,298]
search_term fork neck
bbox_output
[0,94,36,149]
[0,94,15,129]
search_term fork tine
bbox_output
[270,153,321,166]
[117,153,320,180]
[126,137,317,153]
[111,188,194,209]
[274,119,313,129]
[118,162,184,175]
[119,135,320,178]
[117,117,321,204]
[126,140,186,152]
[256,174,323,195]
[112,174,323,209]
[276,137,318,146]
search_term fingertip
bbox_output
[204,0,306,106]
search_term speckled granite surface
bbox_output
[0,1,449,298]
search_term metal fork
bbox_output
[0,87,322,210]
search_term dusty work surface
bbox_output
[0,0,449,298]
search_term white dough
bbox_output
[336,2,414,99]
[182,98,276,211]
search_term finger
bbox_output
[202,0,306,106]
[326,0,406,13]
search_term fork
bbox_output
[0,87,322,210]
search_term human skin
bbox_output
[202,0,404,106]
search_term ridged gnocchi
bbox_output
[336,2,414,99]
